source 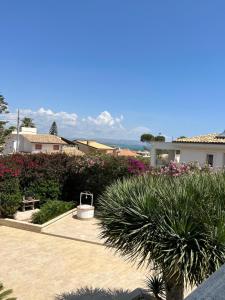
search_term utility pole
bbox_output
[16,109,20,152]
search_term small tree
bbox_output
[98,173,225,300]
[0,95,15,149]
[154,135,165,142]
[49,121,58,136]
[0,95,8,113]
[20,117,35,128]
[140,133,155,143]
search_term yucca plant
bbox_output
[0,282,16,300]
[98,173,225,300]
[146,275,165,299]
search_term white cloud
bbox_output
[26,107,78,127]
[3,107,152,140]
[85,111,124,128]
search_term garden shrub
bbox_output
[0,192,21,218]
[62,155,131,204]
[32,200,74,224]
[25,179,61,204]
[0,153,210,214]
[0,165,22,218]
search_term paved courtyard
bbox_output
[42,214,103,245]
[0,226,148,300]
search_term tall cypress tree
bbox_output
[49,121,58,135]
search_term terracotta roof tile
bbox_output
[117,149,137,157]
[174,133,225,144]
[76,140,115,150]
[22,134,67,144]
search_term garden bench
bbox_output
[22,197,40,212]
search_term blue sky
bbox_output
[1,0,225,139]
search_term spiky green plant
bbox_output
[0,282,16,300]
[98,173,225,300]
[146,275,165,299]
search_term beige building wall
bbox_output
[151,141,225,168]
[180,148,225,168]
[31,143,63,153]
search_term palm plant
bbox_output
[20,117,35,128]
[0,282,16,300]
[98,173,225,300]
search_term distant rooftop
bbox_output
[116,148,137,157]
[76,140,115,150]
[174,133,225,144]
[22,134,67,144]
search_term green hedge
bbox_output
[0,177,22,218]
[32,200,74,224]
[0,153,150,211]
[25,179,61,204]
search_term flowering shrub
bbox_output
[63,155,130,203]
[154,161,213,177]
[157,161,191,177]
[127,158,150,175]
[0,161,20,178]
[0,154,132,206]
[0,153,213,216]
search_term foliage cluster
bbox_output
[140,133,166,143]
[0,159,22,217]
[0,95,15,149]
[32,200,74,224]
[98,173,225,300]
[0,153,149,207]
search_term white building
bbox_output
[151,131,225,168]
[3,127,67,154]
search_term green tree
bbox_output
[178,136,187,139]
[20,117,35,128]
[140,133,155,143]
[98,174,225,300]
[49,121,58,135]
[0,95,15,149]
[0,95,8,113]
[154,135,165,142]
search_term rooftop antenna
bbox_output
[16,109,20,152]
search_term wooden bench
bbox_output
[22,197,40,212]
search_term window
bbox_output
[35,144,42,150]
[206,154,214,166]
[53,144,59,151]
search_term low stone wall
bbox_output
[0,218,42,232]
[0,208,76,233]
